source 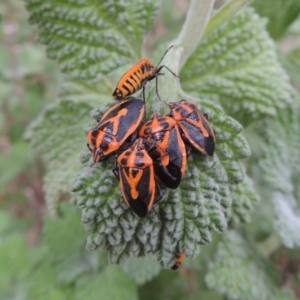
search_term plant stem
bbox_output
[204,0,253,38]
[175,0,215,70]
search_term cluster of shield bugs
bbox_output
[86,47,215,270]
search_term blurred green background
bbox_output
[1,0,300,299]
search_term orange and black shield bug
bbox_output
[168,101,215,156]
[139,114,187,189]
[171,253,185,270]
[114,138,156,218]
[87,99,145,163]
[112,46,179,101]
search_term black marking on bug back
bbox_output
[128,197,148,218]
[186,109,199,122]
[131,167,141,177]
[160,121,171,131]
[144,127,152,135]
[151,131,165,143]
[130,74,138,84]
[91,130,98,138]
[204,135,215,156]
[137,167,152,200]
[121,167,153,217]
[100,137,111,150]
[141,64,146,74]
[134,157,145,168]
[168,127,183,168]
[122,84,131,95]
[181,120,206,152]
[96,103,124,129]
[157,116,166,122]
[125,79,134,89]
[115,99,144,141]
[154,162,181,189]
[120,157,128,166]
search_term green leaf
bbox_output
[122,255,161,285]
[25,100,93,214]
[25,0,160,81]
[227,175,260,227]
[252,0,300,39]
[27,259,71,300]
[74,265,138,300]
[259,107,300,248]
[43,203,87,261]
[0,234,33,293]
[274,290,297,300]
[0,141,34,187]
[205,231,278,300]
[181,8,293,126]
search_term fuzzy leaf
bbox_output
[25,0,160,81]
[181,8,293,125]
[205,231,278,300]
[259,107,300,248]
[122,255,161,285]
[25,100,93,215]
[74,266,138,300]
[227,175,260,227]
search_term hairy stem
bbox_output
[175,0,215,70]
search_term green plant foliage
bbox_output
[252,0,300,39]
[0,233,32,299]
[206,231,295,300]
[25,0,160,81]
[181,8,293,126]
[74,265,138,300]
[122,255,161,285]
[227,175,260,226]
[259,107,300,249]
[19,0,300,298]
[25,100,93,214]
[0,141,34,187]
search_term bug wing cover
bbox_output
[182,111,215,156]
[167,126,187,175]
[114,99,145,142]
[119,165,155,218]
[152,128,183,189]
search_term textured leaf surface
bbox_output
[122,255,161,285]
[227,175,260,227]
[206,231,277,300]
[26,100,93,214]
[181,8,293,125]
[259,107,300,248]
[25,0,160,81]
[74,266,138,300]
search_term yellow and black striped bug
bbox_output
[87,99,145,163]
[139,114,187,189]
[113,138,156,218]
[168,100,215,156]
[171,253,185,270]
[112,46,179,101]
